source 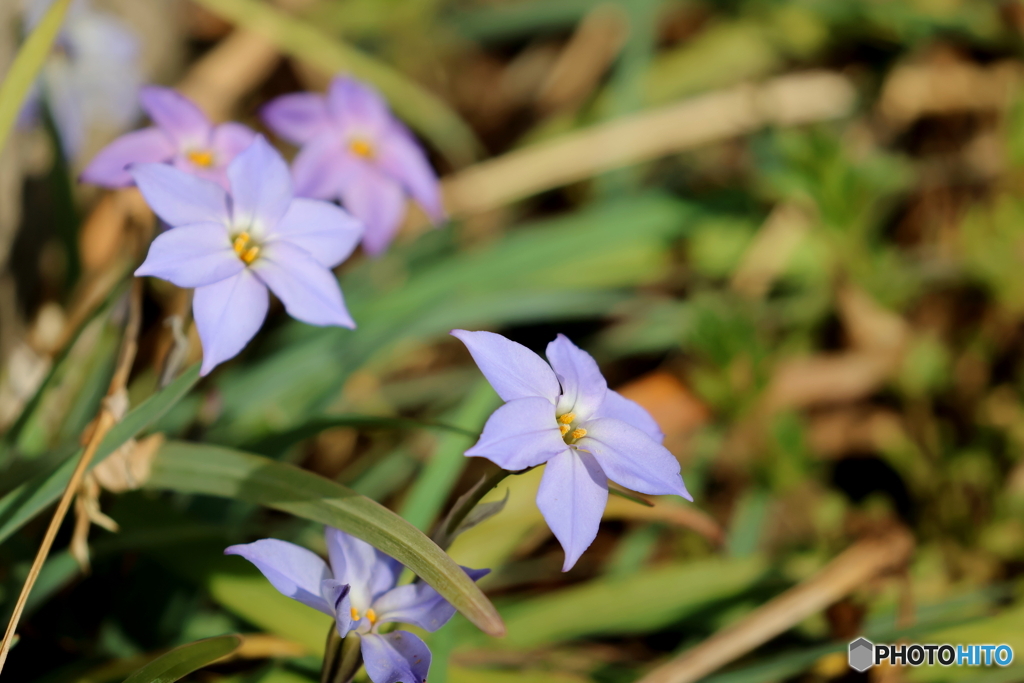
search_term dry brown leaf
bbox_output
[806,407,908,458]
[764,352,894,412]
[92,433,165,493]
[616,371,710,443]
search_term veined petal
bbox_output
[252,241,355,328]
[131,163,230,227]
[325,527,402,609]
[339,168,406,256]
[320,579,354,637]
[139,86,211,148]
[546,334,607,421]
[594,390,664,442]
[261,92,332,144]
[327,77,391,131]
[577,418,690,499]
[451,330,560,403]
[291,136,356,200]
[360,632,431,683]
[224,538,332,615]
[376,129,445,222]
[536,449,608,572]
[227,135,293,234]
[210,122,258,163]
[134,223,241,288]
[193,271,269,376]
[269,198,363,268]
[465,397,569,471]
[80,127,175,187]
[372,567,489,633]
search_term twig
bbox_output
[636,528,915,683]
[0,279,143,673]
[443,71,856,216]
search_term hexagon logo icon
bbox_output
[849,637,874,672]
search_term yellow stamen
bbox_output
[349,138,375,159]
[232,232,261,265]
[186,149,215,168]
[558,413,575,424]
[559,424,571,436]
[351,607,360,621]
[366,608,377,625]
[571,428,587,441]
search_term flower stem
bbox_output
[432,464,518,550]
[321,626,363,683]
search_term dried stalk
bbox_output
[636,528,915,683]
[0,280,143,673]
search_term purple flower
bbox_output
[81,86,257,188]
[133,136,362,375]
[22,0,141,160]
[226,527,489,683]
[261,76,445,256]
[452,330,691,571]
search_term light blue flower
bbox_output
[226,527,489,683]
[452,330,691,571]
[261,76,445,256]
[132,136,362,375]
[22,0,141,160]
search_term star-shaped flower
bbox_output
[133,136,362,375]
[452,330,691,571]
[226,527,488,683]
[261,76,445,256]
[81,86,256,188]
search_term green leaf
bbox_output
[144,440,506,637]
[242,414,476,457]
[188,0,480,166]
[0,364,201,545]
[121,634,241,683]
[491,557,766,648]
[399,380,499,532]
[0,0,72,156]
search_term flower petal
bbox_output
[594,390,664,442]
[450,330,560,403]
[210,121,258,163]
[327,76,391,130]
[252,241,355,328]
[139,86,211,147]
[291,136,356,200]
[376,129,445,222]
[80,127,175,187]
[224,538,332,615]
[537,449,608,572]
[465,397,569,471]
[320,579,354,637]
[131,162,230,227]
[193,270,269,376]
[577,418,690,499]
[360,632,431,683]
[269,198,363,268]
[227,135,294,234]
[324,527,402,609]
[261,92,332,144]
[339,168,406,256]
[134,223,241,288]
[371,567,489,632]
[545,334,607,421]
